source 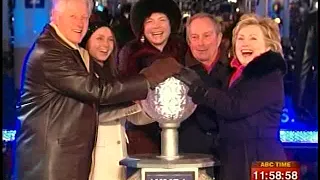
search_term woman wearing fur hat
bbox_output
[118,0,188,155]
[80,21,156,180]
[176,14,287,180]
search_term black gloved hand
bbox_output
[174,67,202,86]
[188,81,209,104]
[174,67,208,104]
[140,57,183,89]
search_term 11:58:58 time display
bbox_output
[252,170,299,180]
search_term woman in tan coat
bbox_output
[80,21,154,180]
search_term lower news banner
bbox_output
[251,161,300,180]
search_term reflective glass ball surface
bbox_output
[140,77,197,124]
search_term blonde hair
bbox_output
[185,13,222,42]
[231,13,283,56]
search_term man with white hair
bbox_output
[14,0,182,180]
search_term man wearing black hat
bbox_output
[118,0,188,155]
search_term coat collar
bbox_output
[242,50,287,78]
[43,24,91,73]
[49,23,79,50]
[226,51,287,89]
[44,24,78,50]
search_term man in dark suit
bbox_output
[179,12,229,155]
[293,4,318,124]
[178,12,231,179]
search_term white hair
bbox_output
[51,0,93,16]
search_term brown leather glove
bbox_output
[140,57,183,88]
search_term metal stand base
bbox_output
[120,153,219,180]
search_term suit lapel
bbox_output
[228,74,245,89]
[193,64,218,87]
[212,62,233,90]
[71,49,90,74]
[47,24,91,74]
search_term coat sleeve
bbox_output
[42,49,148,105]
[118,44,131,75]
[98,103,140,122]
[203,72,284,120]
[127,103,155,125]
[99,103,154,125]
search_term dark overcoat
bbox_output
[118,35,187,155]
[14,24,149,180]
[179,50,230,156]
[196,51,288,180]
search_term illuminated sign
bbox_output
[25,0,44,8]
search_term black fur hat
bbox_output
[130,0,182,37]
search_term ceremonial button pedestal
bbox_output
[120,153,218,180]
[120,78,219,180]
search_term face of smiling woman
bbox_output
[86,27,115,63]
[143,12,171,51]
[235,25,270,65]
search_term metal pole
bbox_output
[248,0,252,13]
[283,0,290,39]
[159,123,180,160]
[265,0,269,17]
[179,1,182,11]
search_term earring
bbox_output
[140,35,145,43]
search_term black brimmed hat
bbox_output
[130,0,182,37]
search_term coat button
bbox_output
[117,140,121,144]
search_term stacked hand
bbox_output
[174,67,202,86]
[174,67,208,104]
[140,57,183,89]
